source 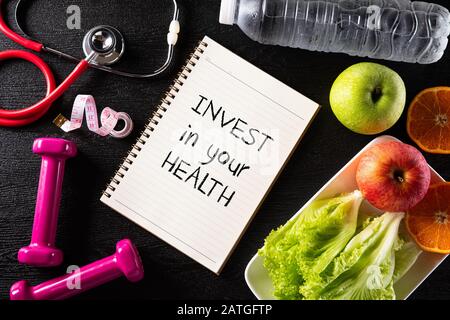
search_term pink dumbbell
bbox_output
[10,239,144,300]
[18,138,77,267]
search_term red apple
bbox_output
[356,141,431,212]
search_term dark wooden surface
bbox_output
[0,0,449,300]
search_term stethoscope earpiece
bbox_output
[83,25,125,66]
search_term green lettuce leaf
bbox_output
[393,240,421,283]
[296,191,364,279]
[258,191,363,299]
[301,212,405,300]
[258,217,304,300]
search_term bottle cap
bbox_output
[219,0,237,25]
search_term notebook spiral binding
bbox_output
[102,40,209,198]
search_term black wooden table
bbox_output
[0,0,449,300]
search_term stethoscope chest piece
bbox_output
[82,25,125,66]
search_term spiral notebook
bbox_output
[101,36,320,274]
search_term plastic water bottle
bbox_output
[219,0,450,64]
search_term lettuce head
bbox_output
[258,191,363,299]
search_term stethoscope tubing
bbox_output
[0,0,86,126]
[0,0,42,52]
[0,0,179,127]
[0,50,88,127]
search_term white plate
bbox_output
[245,135,447,300]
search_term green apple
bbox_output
[329,62,406,135]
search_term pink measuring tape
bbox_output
[54,95,133,138]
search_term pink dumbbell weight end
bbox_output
[18,138,77,267]
[10,239,144,300]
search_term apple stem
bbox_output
[393,169,405,183]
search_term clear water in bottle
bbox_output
[219,0,450,63]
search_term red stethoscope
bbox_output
[0,0,180,127]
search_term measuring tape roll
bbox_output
[54,95,133,138]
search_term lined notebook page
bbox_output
[101,36,319,273]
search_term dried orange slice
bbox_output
[406,182,450,254]
[407,87,450,154]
